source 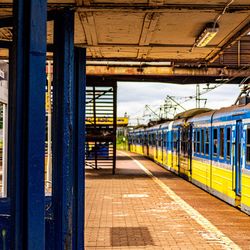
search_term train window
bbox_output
[173,131,177,150]
[220,128,224,158]
[226,127,231,160]
[213,128,218,156]
[153,133,156,146]
[181,129,188,155]
[158,133,162,147]
[246,128,250,164]
[197,130,200,153]
[205,128,209,156]
[163,132,167,147]
[140,134,143,145]
[193,130,197,153]
[201,129,204,154]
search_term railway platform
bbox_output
[85,151,250,250]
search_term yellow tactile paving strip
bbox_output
[85,152,250,250]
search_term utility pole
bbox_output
[195,84,207,108]
[196,84,201,108]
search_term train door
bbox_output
[188,125,193,174]
[179,126,189,175]
[177,128,181,173]
[155,132,158,160]
[158,131,162,163]
[141,133,144,154]
[172,130,177,169]
[173,128,180,173]
[146,133,149,156]
[161,130,164,163]
[235,120,243,196]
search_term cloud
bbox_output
[117,82,240,124]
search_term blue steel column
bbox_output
[52,10,75,249]
[73,47,86,249]
[9,0,47,249]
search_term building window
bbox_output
[220,128,224,158]
[213,128,218,157]
[246,127,250,164]
[226,127,231,160]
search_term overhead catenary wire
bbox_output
[127,65,250,125]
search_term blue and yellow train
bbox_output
[128,101,250,215]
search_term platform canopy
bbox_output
[0,0,250,82]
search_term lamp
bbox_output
[195,22,219,47]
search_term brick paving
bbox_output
[85,151,250,250]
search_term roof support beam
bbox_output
[139,13,160,46]
[77,4,250,12]
[78,11,102,57]
[76,0,91,6]
[148,0,165,6]
[137,12,160,59]
[207,21,250,63]
[86,65,250,78]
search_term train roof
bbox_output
[174,108,213,120]
[213,103,250,120]
[130,102,250,133]
[189,103,250,123]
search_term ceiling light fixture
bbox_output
[195,22,219,48]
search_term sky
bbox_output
[117,82,241,125]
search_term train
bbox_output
[128,93,250,215]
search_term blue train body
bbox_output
[129,104,250,215]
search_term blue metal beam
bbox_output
[73,47,86,249]
[52,10,75,249]
[8,0,47,249]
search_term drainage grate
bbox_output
[110,227,154,247]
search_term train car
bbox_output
[128,102,250,215]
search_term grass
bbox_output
[116,136,128,151]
